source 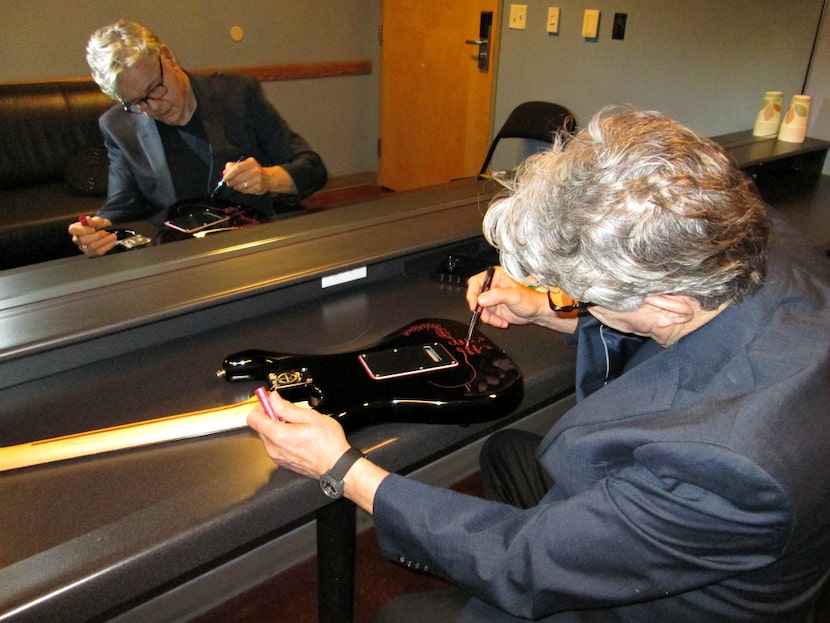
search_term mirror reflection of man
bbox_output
[68,20,327,256]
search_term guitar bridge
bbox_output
[268,368,322,407]
[267,369,312,391]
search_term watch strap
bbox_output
[327,446,364,481]
[320,447,365,498]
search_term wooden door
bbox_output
[379,0,499,191]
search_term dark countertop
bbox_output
[0,268,577,623]
[712,130,830,171]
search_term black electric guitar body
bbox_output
[218,318,523,432]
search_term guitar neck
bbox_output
[0,397,259,473]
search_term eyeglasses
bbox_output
[120,57,167,113]
[524,278,595,313]
[545,288,595,313]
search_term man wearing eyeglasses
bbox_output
[248,107,830,621]
[68,20,327,256]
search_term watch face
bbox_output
[320,476,343,499]
[320,447,363,499]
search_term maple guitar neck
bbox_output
[0,398,258,473]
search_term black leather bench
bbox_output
[0,80,112,269]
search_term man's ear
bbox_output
[160,45,176,66]
[644,294,697,327]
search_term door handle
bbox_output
[465,11,493,72]
[465,39,490,71]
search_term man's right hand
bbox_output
[68,216,116,257]
[466,266,579,334]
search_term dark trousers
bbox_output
[371,429,549,623]
[479,428,552,508]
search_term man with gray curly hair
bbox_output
[247,107,830,622]
[485,108,769,313]
[68,20,326,256]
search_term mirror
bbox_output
[0,1,384,273]
[0,176,494,392]
[2,0,826,307]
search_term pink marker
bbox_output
[255,387,280,421]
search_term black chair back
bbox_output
[479,101,576,176]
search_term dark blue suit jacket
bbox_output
[96,72,327,225]
[373,216,830,622]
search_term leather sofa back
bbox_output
[0,81,112,189]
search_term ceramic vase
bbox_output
[777,94,811,143]
[752,91,783,137]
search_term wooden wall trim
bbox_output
[207,60,372,82]
[0,60,372,86]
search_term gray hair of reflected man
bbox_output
[483,106,770,311]
[86,20,165,101]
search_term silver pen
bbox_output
[210,156,244,198]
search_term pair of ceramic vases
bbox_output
[752,91,812,143]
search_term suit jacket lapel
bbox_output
[538,298,754,458]
[546,349,681,438]
[133,114,176,205]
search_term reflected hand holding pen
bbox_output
[210,156,245,198]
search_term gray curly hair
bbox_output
[86,20,164,101]
[483,106,770,311]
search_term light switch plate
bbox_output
[547,7,560,34]
[509,4,528,30]
[582,9,600,38]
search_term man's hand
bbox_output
[247,391,350,479]
[247,390,390,514]
[68,216,116,256]
[222,158,297,195]
[466,267,580,334]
